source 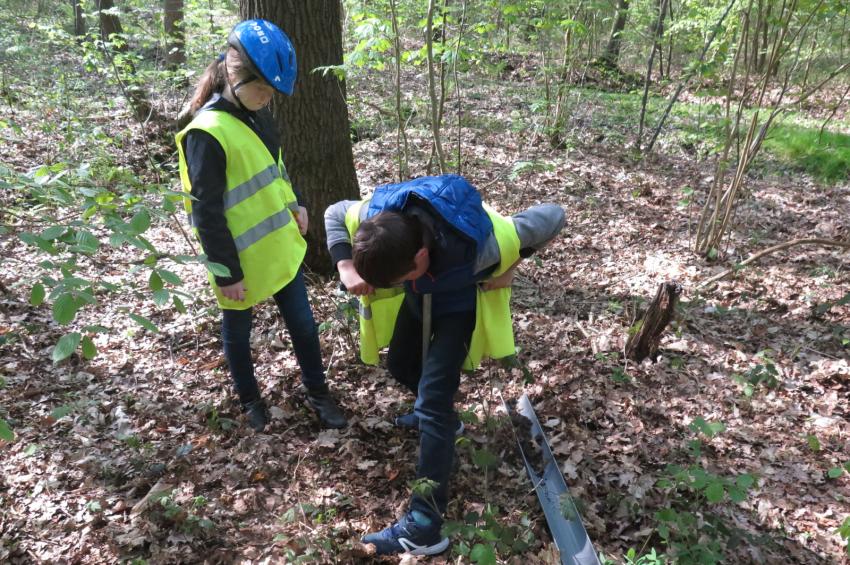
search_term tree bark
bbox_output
[751,0,763,71]
[600,0,630,68]
[71,0,86,36]
[426,0,447,173]
[625,281,682,362]
[240,0,359,273]
[636,0,669,149]
[653,0,666,80]
[96,0,123,40]
[454,0,468,173]
[665,0,674,77]
[389,0,410,181]
[164,0,186,70]
[759,1,771,72]
[96,0,155,122]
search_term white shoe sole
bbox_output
[407,536,450,555]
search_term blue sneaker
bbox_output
[394,412,465,436]
[362,510,449,555]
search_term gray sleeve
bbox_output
[474,234,502,274]
[473,204,566,274]
[513,204,566,253]
[323,200,360,251]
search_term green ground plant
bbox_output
[146,490,215,534]
[601,547,666,565]
[763,124,850,184]
[732,350,780,398]
[443,378,538,562]
[651,417,757,564]
[0,11,228,377]
[838,516,850,557]
[273,498,356,562]
[443,504,536,563]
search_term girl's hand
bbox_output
[295,206,309,235]
[220,280,247,301]
[337,260,374,296]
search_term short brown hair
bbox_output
[353,212,423,288]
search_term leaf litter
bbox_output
[1,54,849,565]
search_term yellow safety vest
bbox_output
[344,201,520,370]
[176,109,306,310]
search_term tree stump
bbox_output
[625,281,682,362]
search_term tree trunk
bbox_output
[665,0,674,77]
[652,0,666,80]
[96,0,123,40]
[389,0,410,181]
[636,0,669,150]
[96,0,154,121]
[425,0,447,173]
[164,0,186,70]
[600,0,630,67]
[71,0,86,36]
[240,0,359,273]
[625,281,682,362]
[759,1,771,72]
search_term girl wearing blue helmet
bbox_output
[175,19,347,432]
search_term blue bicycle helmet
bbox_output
[228,19,297,96]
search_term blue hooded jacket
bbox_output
[367,175,496,316]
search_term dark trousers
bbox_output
[220,269,325,405]
[387,293,476,522]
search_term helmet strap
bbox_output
[223,58,249,110]
[232,76,258,91]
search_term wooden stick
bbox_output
[625,281,682,362]
[699,238,850,288]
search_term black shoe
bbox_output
[305,385,348,429]
[243,400,268,432]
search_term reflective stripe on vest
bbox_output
[232,207,294,252]
[175,110,306,310]
[359,300,372,320]
[224,164,280,210]
[344,201,519,369]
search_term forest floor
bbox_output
[1,46,849,564]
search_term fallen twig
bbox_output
[699,238,850,288]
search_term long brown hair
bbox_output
[188,48,249,116]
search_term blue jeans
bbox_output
[220,269,326,405]
[387,293,476,523]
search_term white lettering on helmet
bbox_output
[249,21,270,43]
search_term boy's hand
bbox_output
[480,261,520,291]
[337,260,374,296]
[295,206,309,235]
[220,280,246,301]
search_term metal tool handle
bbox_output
[421,293,432,361]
